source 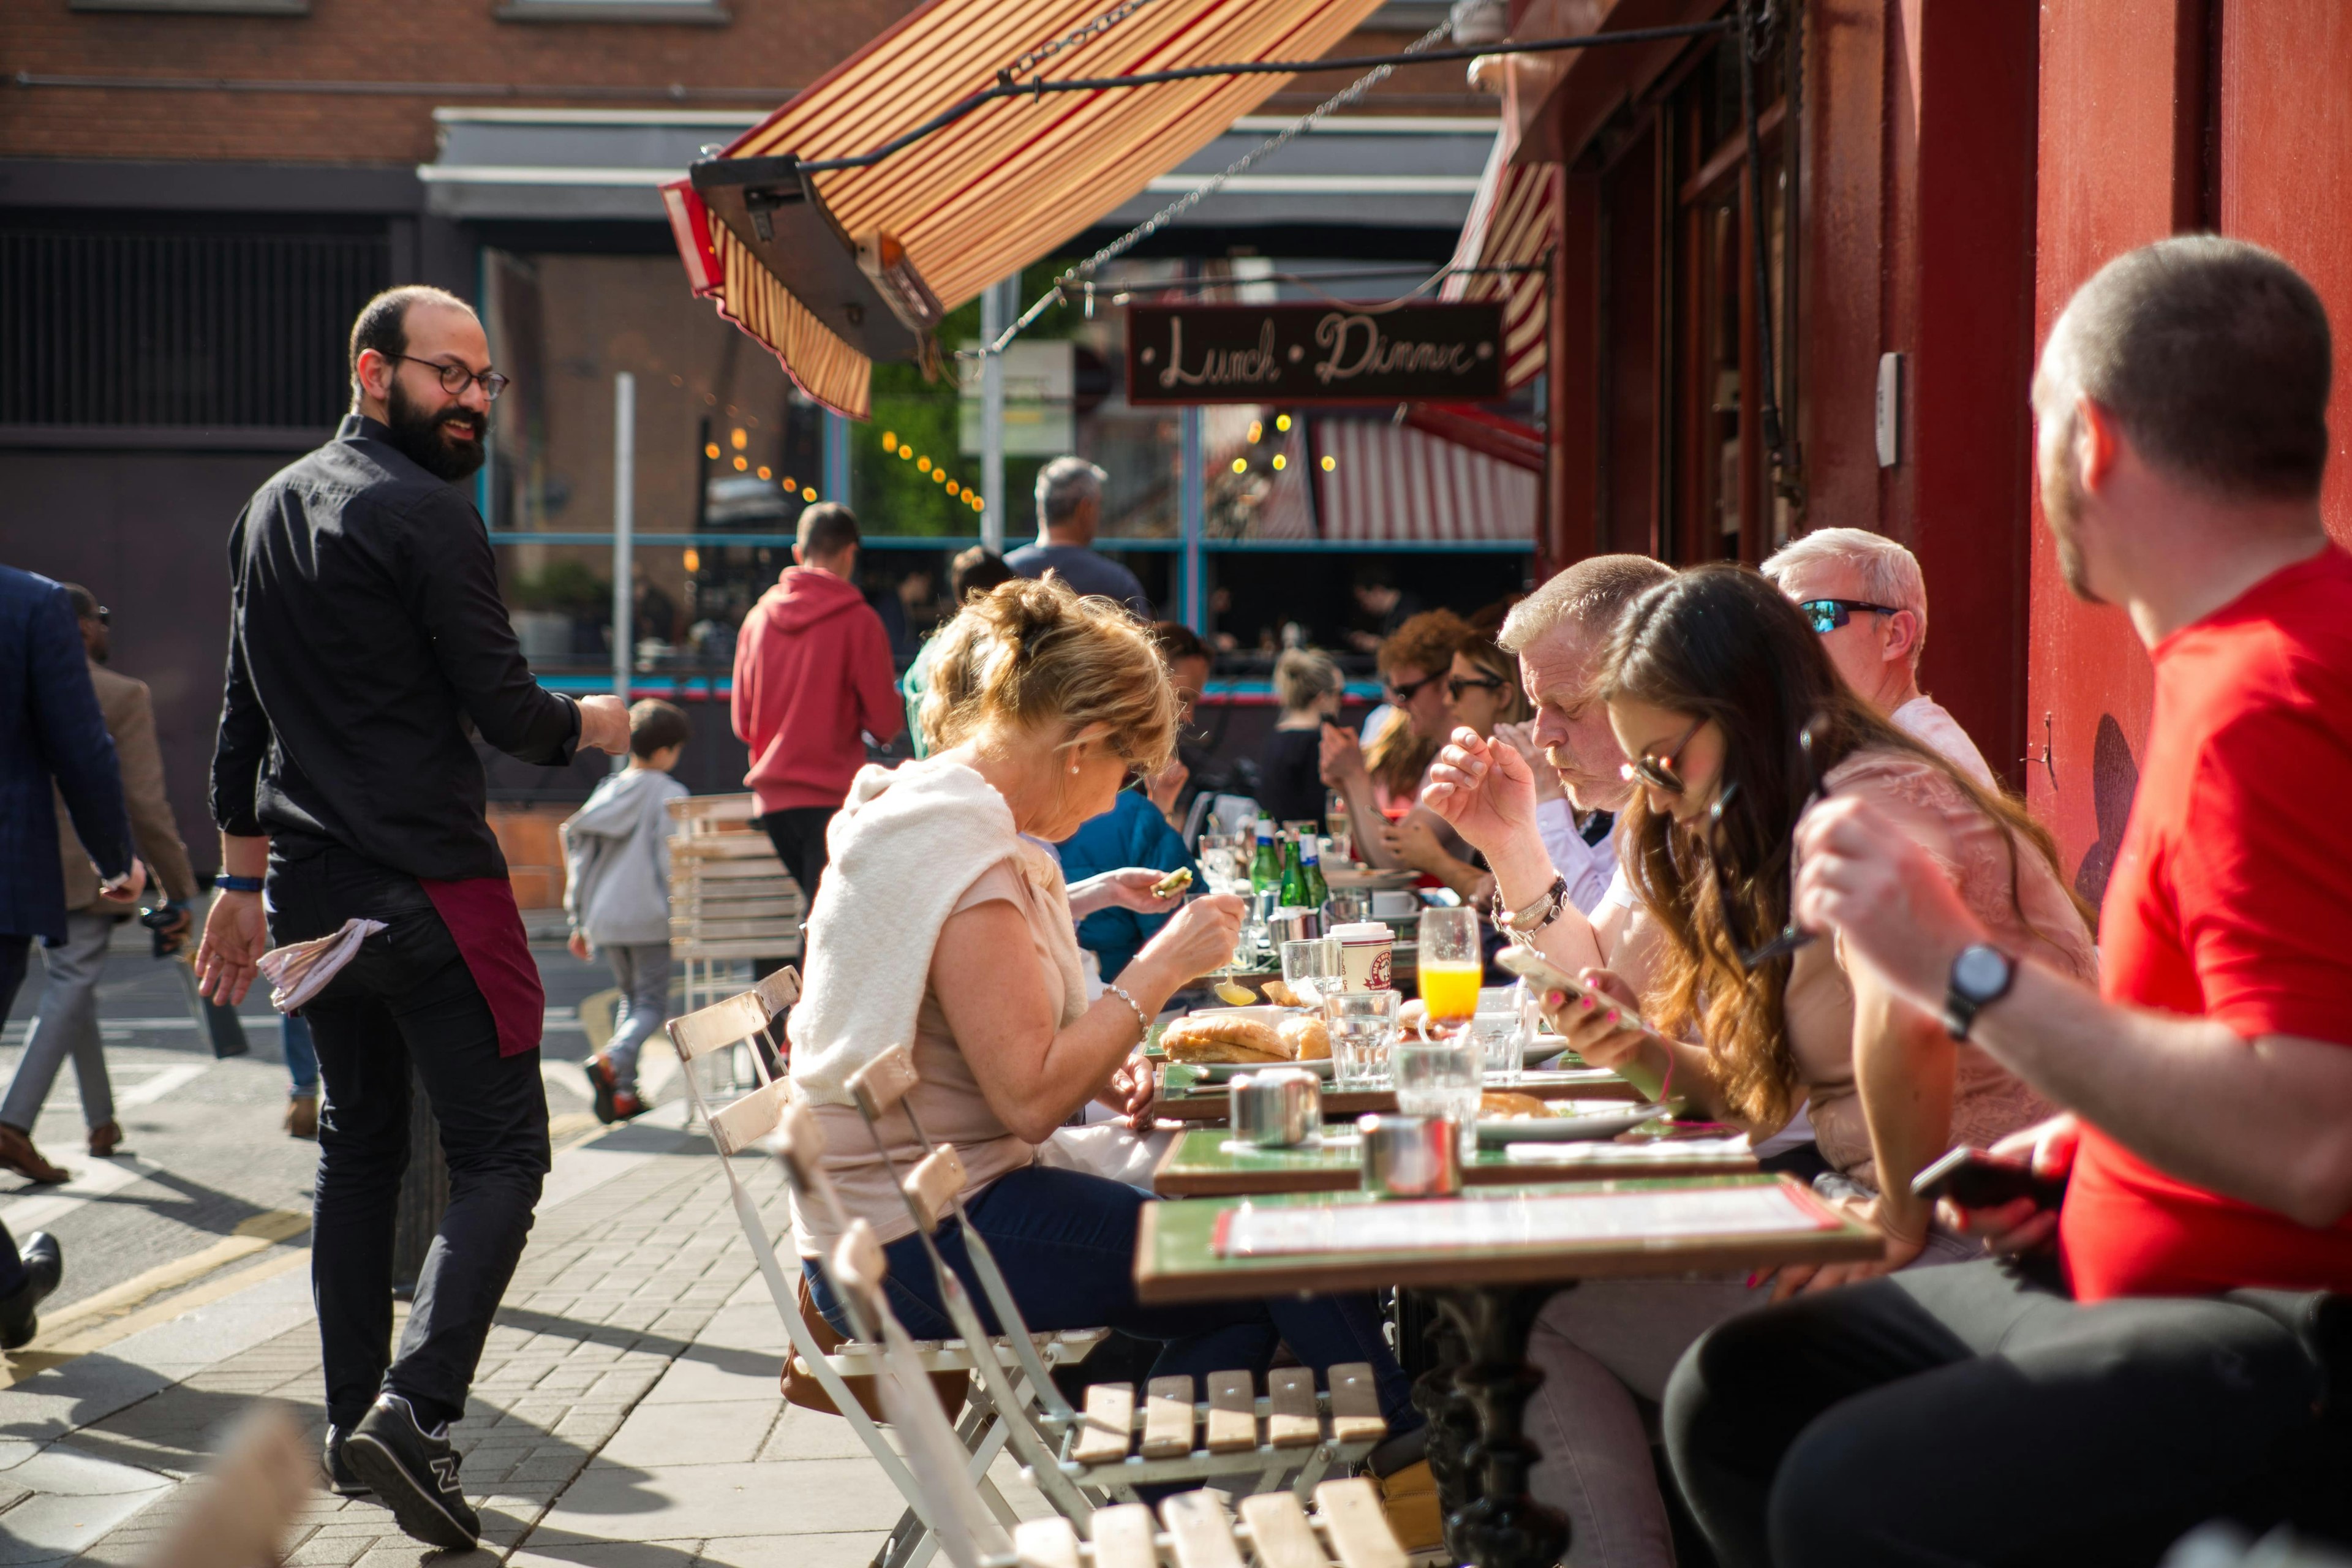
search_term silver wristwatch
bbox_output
[1942,944,2016,1041]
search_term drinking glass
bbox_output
[1417,907,1483,1025]
[1393,1032,1485,1152]
[1196,834,1243,897]
[1281,937,1342,1008]
[1324,990,1400,1089]
[1472,983,1528,1088]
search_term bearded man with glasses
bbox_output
[197,285,630,1551]
[1762,527,1998,788]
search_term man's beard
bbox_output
[385,378,486,483]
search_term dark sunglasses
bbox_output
[1706,714,1833,968]
[1796,598,1900,635]
[1620,715,1708,796]
[1446,673,1506,701]
[1386,671,1444,704]
[391,353,511,401]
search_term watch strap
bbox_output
[214,873,265,894]
[1942,944,2016,1042]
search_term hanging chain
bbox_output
[967,17,1455,362]
[1001,0,1164,86]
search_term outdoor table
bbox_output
[1134,1176,1882,1568]
[1150,1123,1758,1197]
[1151,1065,1643,1124]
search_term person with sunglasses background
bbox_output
[1477,565,2096,1568]
[1762,527,1999,788]
[1376,610,1534,903]
[1319,608,1469,872]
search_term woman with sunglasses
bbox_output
[1378,623,1534,900]
[1512,566,2097,1567]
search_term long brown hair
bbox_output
[1600,564,2086,1127]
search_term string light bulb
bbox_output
[1271,454,1287,471]
[1275,413,1292,432]
[899,444,914,459]
[1230,458,1248,474]
[1320,454,1336,472]
[1248,420,1263,443]
[945,481,960,498]
[801,486,818,500]
[880,429,897,448]
[682,548,701,571]
[729,428,747,451]
[917,456,932,474]
[733,455,748,472]
[703,442,720,461]
[756,465,772,480]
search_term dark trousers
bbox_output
[760,806,837,912]
[0,933,27,1299]
[270,846,550,1433]
[1662,1255,2348,1567]
[805,1163,1422,1431]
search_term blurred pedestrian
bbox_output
[564,699,691,1123]
[3,585,200,1175]
[902,546,1014,758]
[732,501,903,913]
[195,284,630,1551]
[1007,457,1150,617]
[280,1014,318,1140]
[0,563,146,1340]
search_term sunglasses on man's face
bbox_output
[1796,598,1899,635]
[1386,671,1444,705]
[1446,673,1506,701]
[1619,714,1708,796]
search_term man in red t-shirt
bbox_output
[1663,238,2352,1565]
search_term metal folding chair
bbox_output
[840,1043,1390,1507]
[669,971,1101,1568]
[800,1167,1408,1568]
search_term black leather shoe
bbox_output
[341,1393,478,1550]
[323,1426,371,1497]
[0,1231,61,1351]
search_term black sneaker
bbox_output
[341,1393,478,1550]
[0,1231,61,1351]
[323,1425,371,1497]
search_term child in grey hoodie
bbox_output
[564,700,692,1123]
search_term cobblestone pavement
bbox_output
[3,1106,1004,1567]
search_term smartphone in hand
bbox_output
[1911,1145,2068,1210]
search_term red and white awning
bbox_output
[666,0,1388,420]
[1441,115,1557,393]
[1251,419,1537,544]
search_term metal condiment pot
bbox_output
[1359,1113,1461,1198]
[1229,1067,1324,1148]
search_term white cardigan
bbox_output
[786,756,1088,1106]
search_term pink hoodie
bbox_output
[731,567,903,813]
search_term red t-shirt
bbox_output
[2059,545,2352,1300]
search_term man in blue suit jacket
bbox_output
[0,563,145,1344]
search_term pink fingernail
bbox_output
[1744,1272,1758,1288]
[1579,994,1596,1010]
[1606,1010,1621,1025]
[1545,990,1566,1008]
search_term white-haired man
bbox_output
[1007,456,1150,618]
[1762,527,1997,786]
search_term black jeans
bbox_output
[760,806,837,913]
[1662,1255,2348,1567]
[270,845,550,1432]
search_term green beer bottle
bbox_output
[1300,833,1330,910]
[1249,820,1282,897]
[1279,830,1310,908]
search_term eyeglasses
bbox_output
[1385,671,1444,705]
[390,354,511,401]
[1446,673,1506,701]
[85,605,110,627]
[1706,714,1833,969]
[1619,715,1708,795]
[1796,598,1900,635]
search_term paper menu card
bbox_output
[1503,1137,1752,1166]
[1213,1182,1830,1259]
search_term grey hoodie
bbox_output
[562,767,688,948]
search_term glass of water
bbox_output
[1281,937,1342,1008]
[1393,1031,1486,1152]
[1324,989,1400,1089]
[1472,984,1528,1088]
[1196,834,1243,896]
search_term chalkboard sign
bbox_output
[1126,301,1506,405]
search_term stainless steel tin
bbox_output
[1359,1113,1461,1198]
[1268,906,1326,944]
[1229,1067,1324,1148]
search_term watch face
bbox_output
[1954,945,2010,1000]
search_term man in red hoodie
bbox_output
[731,502,902,913]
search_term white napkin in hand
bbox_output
[257,919,386,1013]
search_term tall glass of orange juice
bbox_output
[1417,907,1483,1023]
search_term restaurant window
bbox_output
[1662,29,1793,565]
[0,214,387,430]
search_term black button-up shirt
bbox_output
[211,414,580,881]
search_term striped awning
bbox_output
[1440,116,1557,392]
[1251,418,1537,544]
[665,0,1388,420]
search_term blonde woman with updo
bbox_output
[788,579,1422,1446]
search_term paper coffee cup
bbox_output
[1333,921,1395,992]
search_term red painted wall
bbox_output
[2024,0,2204,895]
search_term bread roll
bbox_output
[1278,1014,1331,1061]
[1260,979,1303,1008]
[1161,1014,1287,1065]
[1478,1090,1549,1120]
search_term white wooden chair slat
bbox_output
[1073,1384,1135,1466]
[1236,1491,1325,1568]
[1324,1364,1386,1448]
[1311,1480,1408,1568]
[1204,1371,1258,1454]
[1140,1376,1196,1460]
[707,1079,793,1155]
[1012,1517,1085,1568]
[1161,1491,1246,1568]
[1264,1370,1320,1449]
[905,1145,970,1234]
[1087,1504,1159,1568]
[848,1041,923,1120]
